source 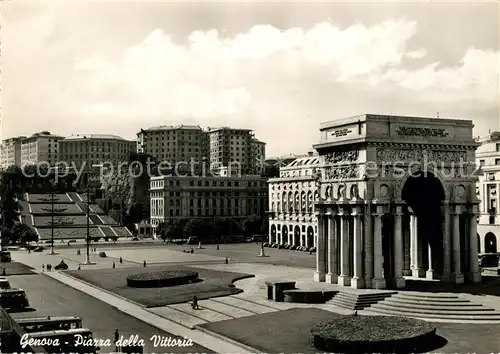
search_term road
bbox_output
[8,274,211,354]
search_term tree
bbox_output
[183,219,205,238]
[20,225,38,244]
[242,214,262,237]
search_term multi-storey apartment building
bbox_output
[207,127,261,175]
[0,136,25,169]
[268,152,320,248]
[137,125,208,171]
[21,131,63,166]
[149,175,268,230]
[58,134,136,170]
[252,138,266,174]
[476,132,500,253]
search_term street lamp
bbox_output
[83,136,92,265]
[257,191,270,257]
[50,180,56,255]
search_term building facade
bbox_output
[21,131,63,167]
[311,114,480,290]
[475,132,500,254]
[0,136,25,169]
[207,127,264,175]
[268,153,320,248]
[137,125,209,170]
[149,175,268,230]
[58,134,136,170]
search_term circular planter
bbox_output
[310,316,436,353]
[126,270,199,288]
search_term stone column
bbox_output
[338,208,351,286]
[326,210,338,284]
[364,204,373,288]
[351,206,364,288]
[426,242,435,279]
[469,204,482,283]
[314,212,326,282]
[393,205,405,288]
[403,214,412,276]
[451,205,464,284]
[372,205,386,289]
[410,214,416,270]
[441,201,452,282]
[411,215,425,277]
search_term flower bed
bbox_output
[126,270,199,288]
[310,316,436,353]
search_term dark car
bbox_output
[0,251,11,262]
[33,246,44,252]
[0,288,29,309]
[478,253,500,267]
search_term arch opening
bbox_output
[485,232,498,253]
[307,226,314,248]
[281,225,288,245]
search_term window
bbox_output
[496,143,500,152]
[480,159,485,166]
[495,159,500,165]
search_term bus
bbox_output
[28,328,99,354]
[0,289,29,309]
[17,316,83,333]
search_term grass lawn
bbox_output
[0,262,35,276]
[199,308,500,354]
[66,265,253,307]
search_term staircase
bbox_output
[328,290,397,310]
[365,292,500,321]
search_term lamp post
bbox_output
[50,181,55,255]
[84,136,92,265]
[257,191,270,257]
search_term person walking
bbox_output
[143,260,146,267]
[192,296,199,310]
[119,257,123,264]
[225,257,228,264]
[42,264,45,272]
[112,262,116,269]
[114,329,119,352]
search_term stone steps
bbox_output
[199,299,256,317]
[212,296,277,314]
[148,306,207,329]
[327,291,397,310]
[148,296,281,329]
[367,292,500,322]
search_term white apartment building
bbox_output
[149,175,268,229]
[0,136,25,169]
[58,134,136,170]
[137,125,208,171]
[21,131,63,166]
[207,127,264,175]
[268,152,320,248]
[476,132,500,253]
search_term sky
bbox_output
[1,0,499,156]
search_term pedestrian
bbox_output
[119,257,123,264]
[190,248,194,254]
[143,260,146,267]
[77,249,81,255]
[78,265,81,270]
[42,264,45,272]
[114,329,119,352]
[192,296,199,310]
[216,245,219,250]
[2,268,5,276]
[47,264,51,272]
[112,262,116,269]
[225,257,228,264]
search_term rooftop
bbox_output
[206,127,253,133]
[61,134,133,141]
[24,131,63,140]
[285,156,320,168]
[140,124,203,133]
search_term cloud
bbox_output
[75,19,498,122]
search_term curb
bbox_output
[195,325,259,354]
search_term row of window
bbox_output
[152,208,261,217]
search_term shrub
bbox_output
[126,270,199,288]
[310,316,436,353]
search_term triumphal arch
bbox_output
[313,114,481,289]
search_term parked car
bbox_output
[0,251,11,262]
[0,277,11,290]
[478,253,500,267]
[54,260,69,270]
[33,246,44,252]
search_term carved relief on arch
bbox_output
[350,184,360,199]
[338,183,347,199]
[379,183,390,199]
[454,184,467,202]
